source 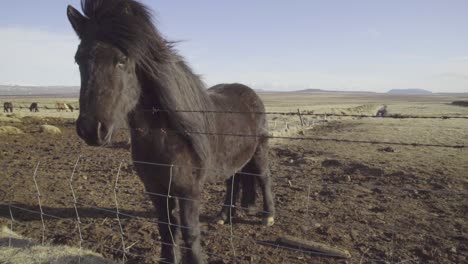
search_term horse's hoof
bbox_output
[263,216,275,226]
[216,219,225,225]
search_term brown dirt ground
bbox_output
[0,117,467,264]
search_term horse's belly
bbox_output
[208,140,257,180]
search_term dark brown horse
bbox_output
[376,105,388,117]
[30,102,39,112]
[3,102,13,113]
[67,1,275,263]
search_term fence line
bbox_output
[31,161,45,245]
[3,200,420,264]
[3,201,372,261]
[2,155,465,263]
[2,102,466,262]
[3,201,243,263]
[69,156,84,259]
[110,126,468,149]
[114,160,128,263]
[7,103,468,119]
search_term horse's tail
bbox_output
[240,174,257,209]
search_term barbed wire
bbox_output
[122,127,467,149]
[5,103,468,119]
[4,105,466,148]
[146,108,468,120]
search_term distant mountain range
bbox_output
[0,85,464,96]
[0,85,79,96]
[292,88,376,94]
[386,89,432,95]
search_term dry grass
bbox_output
[0,226,115,264]
[0,116,22,124]
[0,126,23,135]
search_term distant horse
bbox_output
[68,1,275,263]
[30,102,39,112]
[56,102,71,112]
[376,105,388,117]
[66,103,75,112]
[3,102,13,113]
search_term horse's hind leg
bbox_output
[215,174,240,225]
[247,142,275,226]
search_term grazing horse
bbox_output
[376,105,388,117]
[3,102,13,113]
[66,103,75,112]
[67,1,275,263]
[56,102,71,112]
[30,102,39,112]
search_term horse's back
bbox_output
[208,83,265,113]
[205,83,269,179]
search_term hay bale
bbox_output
[39,125,62,135]
[0,116,22,123]
[0,226,115,264]
[0,126,23,135]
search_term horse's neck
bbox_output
[129,85,169,131]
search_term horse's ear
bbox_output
[67,5,87,39]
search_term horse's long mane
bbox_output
[81,0,214,162]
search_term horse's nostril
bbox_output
[97,122,114,144]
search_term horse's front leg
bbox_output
[179,197,204,264]
[150,195,180,264]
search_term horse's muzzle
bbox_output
[76,116,113,146]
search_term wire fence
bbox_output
[2,153,467,263]
[4,103,467,149]
[1,103,467,263]
[6,103,468,119]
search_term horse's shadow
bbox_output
[0,204,262,226]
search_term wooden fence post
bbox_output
[297,109,304,127]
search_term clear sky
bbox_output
[0,0,467,92]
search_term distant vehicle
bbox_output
[30,102,39,112]
[3,102,13,113]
